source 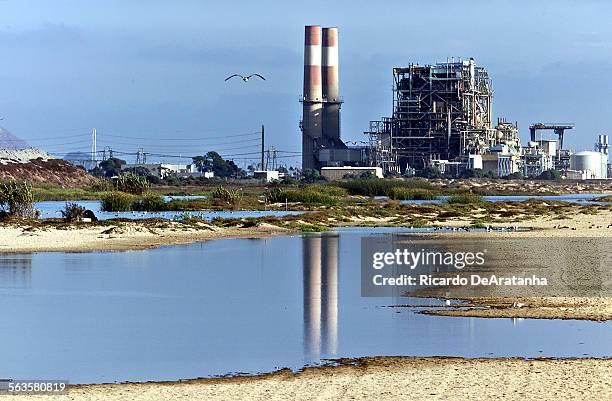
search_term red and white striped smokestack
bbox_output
[302,25,323,170]
[322,27,340,141]
[304,25,322,101]
[322,27,339,102]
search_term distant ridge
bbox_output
[0,127,30,149]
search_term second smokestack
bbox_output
[322,27,340,141]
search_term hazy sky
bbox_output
[1,0,611,166]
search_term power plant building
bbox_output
[365,59,519,172]
[299,26,608,180]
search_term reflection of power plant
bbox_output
[303,234,338,358]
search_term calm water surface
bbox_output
[35,198,303,220]
[0,228,610,383]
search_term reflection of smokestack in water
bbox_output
[321,234,338,355]
[322,27,340,141]
[302,25,323,170]
[303,236,322,358]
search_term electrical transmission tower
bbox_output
[136,148,147,164]
[91,128,97,161]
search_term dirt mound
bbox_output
[0,158,97,187]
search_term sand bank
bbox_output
[418,296,612,321]
[0,221,289,253]
[8,357,611,401]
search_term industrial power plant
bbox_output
[301,25,611,180]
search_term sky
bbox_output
[0,0,611,167]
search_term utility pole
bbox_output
[261,124,265,171]
[91,128,97,161]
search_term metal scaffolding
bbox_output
[389,58,495,170]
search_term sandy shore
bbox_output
[7,357,611,401]
[409,296,612,321]
[0,221,290,253]
[0,207,610,253]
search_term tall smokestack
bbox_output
[302,25,323,170]
[322,27,340,141]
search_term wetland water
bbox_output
[0,228,610,383]
[35,197,303,220]
[34,193,610,220]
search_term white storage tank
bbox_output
[570,151,607,179]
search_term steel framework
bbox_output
[390,59,495,170]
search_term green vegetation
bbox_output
[0,181,38,218]
[61,202,87,222]
[192,151,245,178]
[34,187,108,201]
[388,187,438,201]
[470,219,488,229]
[536,169,562,180]
[134,193,166,212]
[416,166,443,179]
[92,157,126,177]
[101,191,167,212]
[101,191,136,211]
[211,185,243,207]
[333,178,434,197]
[264,187,337,205]
[114,173,150,195]
[408,219,428,228]
[447,193,484,204]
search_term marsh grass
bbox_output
[388,187,438,200]
[333,178,434,197]
[264,188,337,205]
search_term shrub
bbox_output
[447,193,484,204]
[306,184,348,197]
[417,167,443,179]
[101,191,135,211]
[89,178,114,192]
[503,171,523,180]
[135,193,166,211]
[409,219,428,228]
[537,169,561,181]
[211,185,242,206]
[114,173,150,195]
[0,181,38,218]
[61,202,87,222]
[264,188,336,205]
[334,178,433,197]
[388,187,438,201]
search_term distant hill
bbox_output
[0,127,30,149]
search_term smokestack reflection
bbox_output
[303,234,339,358]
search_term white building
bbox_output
[253,170,281,182]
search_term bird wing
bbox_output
[248,74,266,81]
[225,74,244,81]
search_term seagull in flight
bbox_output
[225,74,266,82]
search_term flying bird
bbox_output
[225,74,266,82]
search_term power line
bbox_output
[100,131,260,141]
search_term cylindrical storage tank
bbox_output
[571,151,604,178]
[322,27,340,141]
[302,25,323,170]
